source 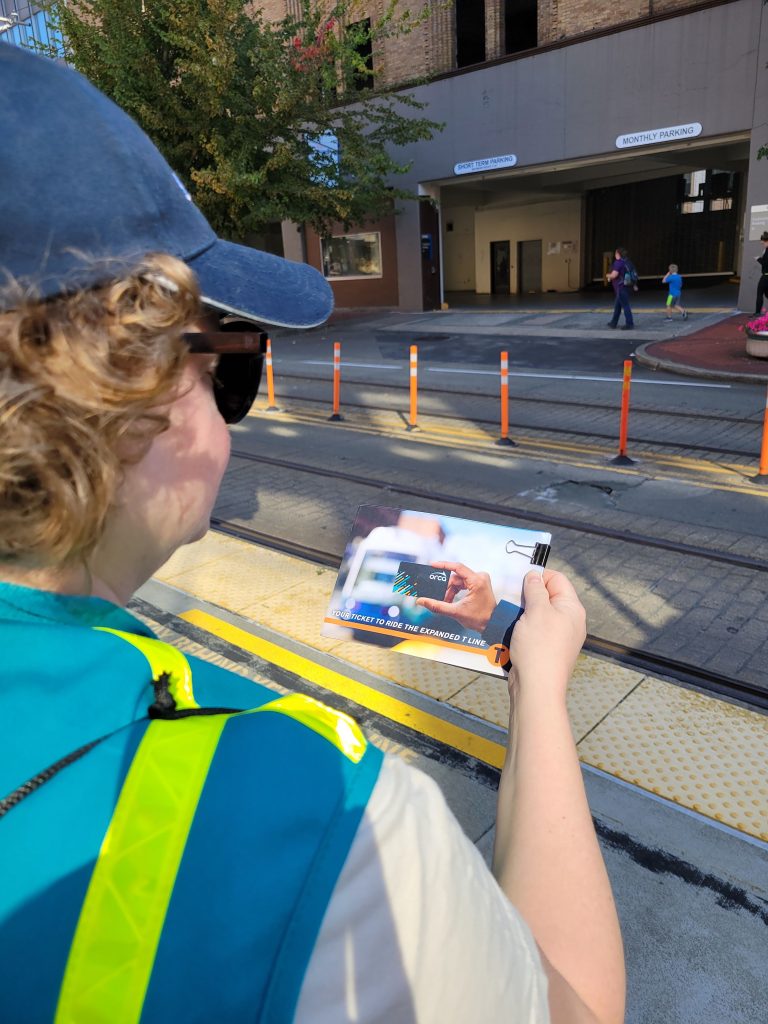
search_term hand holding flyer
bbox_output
[508,570,586,696]
[323,505,552,677]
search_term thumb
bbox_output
[522,571,548,607]
[416,597,456,616]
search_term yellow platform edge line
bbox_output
[179,608,507,770]
[177,603,767,843]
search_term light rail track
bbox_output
[228,448,768,574]
[210,516,768,713]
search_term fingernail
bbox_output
[527,573,541,583]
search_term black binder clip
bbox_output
[505,538,551,567]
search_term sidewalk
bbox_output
[635,312,768,383]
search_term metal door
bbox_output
[518,239,542,294]
[490,241,510,294]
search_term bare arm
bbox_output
[492,571,625,1024]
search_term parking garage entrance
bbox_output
[436,135,748,306]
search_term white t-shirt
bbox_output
[295,755,550,1023]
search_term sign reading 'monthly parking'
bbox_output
[616,122,702,149]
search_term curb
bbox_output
[634,342,768,385]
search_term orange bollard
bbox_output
[495,350,516,447]
[264,336,279,412]
[611,359,635,465]
[752,384,768,482]
[407,345,418,431]
[329,341,343,421]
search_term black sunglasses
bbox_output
[183,316,267,424]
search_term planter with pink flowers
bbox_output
[745,314,768,358]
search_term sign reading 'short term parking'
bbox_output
[454,154,518,175]
[616,122,702,149]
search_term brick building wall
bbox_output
[538,0,691,42]
[373,0,452,83]
[485,0,505,61]
[540,0,712,47]
[252,0,717,85]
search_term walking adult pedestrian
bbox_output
[0,47,625,1024]
[754,231,768,316]
[606,247,635,330]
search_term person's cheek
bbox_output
[204,394,231,503]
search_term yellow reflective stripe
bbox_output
[254,692,367,764]
[94,627,199,709]
[55,714,226,1024]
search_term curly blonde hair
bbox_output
[0,254,201,567]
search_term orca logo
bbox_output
[429,572,447,581]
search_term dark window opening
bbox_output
[679,169,737,215]
[349,18,373,91]
[504,0,537,54]
[456,0,486,68]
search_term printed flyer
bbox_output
[323,505,552,677]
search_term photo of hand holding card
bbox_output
[323,504,551,677]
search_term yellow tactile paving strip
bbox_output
[154,531,768,842]
[578,680,768,837]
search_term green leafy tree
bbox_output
[43,0,442,239]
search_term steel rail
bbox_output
[227,448,768,574]
[210,516,768,713]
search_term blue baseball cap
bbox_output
[0,46,333,328]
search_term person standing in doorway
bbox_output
[754,231,768,316]
[605,247,635,330]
